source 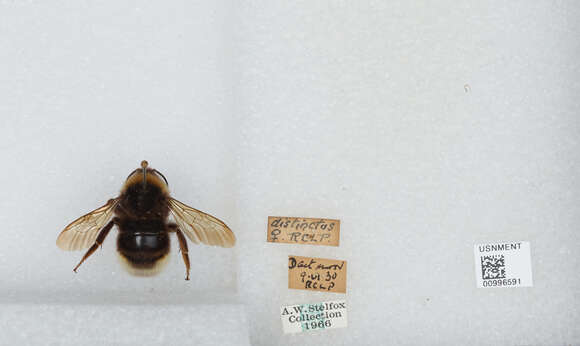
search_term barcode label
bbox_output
[474,241,533,288]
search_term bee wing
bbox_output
[56,198,118,251]
[168,198,235,248]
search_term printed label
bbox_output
[267,217,340,246]
[474,241,533,288]
[280,300,348,334]
[288,256,347,293]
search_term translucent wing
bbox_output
[56,198,118,251]
[168,198,235,248]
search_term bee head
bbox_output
[123,161,169,195]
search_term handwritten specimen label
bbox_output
[267,217,340,246]
[288,256,347,293]
[280,300,348,334]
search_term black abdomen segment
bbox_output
[116,220,170,275]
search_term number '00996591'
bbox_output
[482,278,521,287]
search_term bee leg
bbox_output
[172,226,191,281]
[73,218,117,273]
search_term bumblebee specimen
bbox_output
[56,161,235,280]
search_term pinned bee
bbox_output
[56,161,235,280]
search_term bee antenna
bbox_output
[141,160,148,188]
[154,169,168,186]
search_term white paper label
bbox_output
[474,241,533,288]
[280,300,347,334]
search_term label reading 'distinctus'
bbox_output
[474,241,533,288]
[267,217,340,246]
[281,300,348,334]
[288,256,347,293]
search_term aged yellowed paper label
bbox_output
[288,255,347,293]
[267,217,340,246]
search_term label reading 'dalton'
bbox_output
[474,241,533,288]
[288,256,347,293]
[281,300,347,334]
[267,217,340,246]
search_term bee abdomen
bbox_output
[117,232,170,277]
[117,252,170,276]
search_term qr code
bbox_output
[481,255,505,280]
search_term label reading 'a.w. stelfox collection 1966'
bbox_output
[280,300,347,334]
[474,241,533,288]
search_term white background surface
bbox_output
[1,1,579,345]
